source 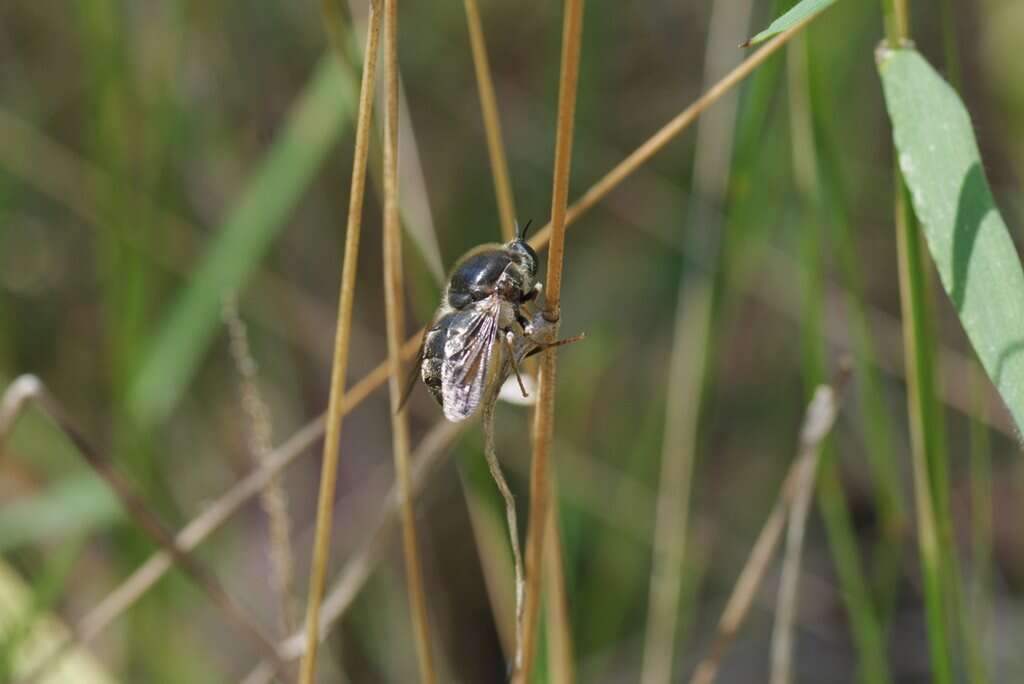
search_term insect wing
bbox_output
[441,299,501,421]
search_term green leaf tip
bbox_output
[879,47,1024,436]
[743,0,837,47]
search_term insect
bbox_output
[402,221,578,422]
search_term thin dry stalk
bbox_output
[516,1,584,680]
[769,397,827,684]
[543,475,575,684]
[242,419,465,684]
[526,15,821,253]
[640,284,712,684]
[689,369,850,684]
[224,297,297,636]
[0,377,290,678]
[463,0,517,240]
[298,2,382,680]
[480,397,526,670]
[380,0,437,679]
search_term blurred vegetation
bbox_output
[2,0,1024,682]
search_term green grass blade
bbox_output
[878,46,1024,435]
[743,0,837,47]
[0,477,120,552]
[128,55,357,425]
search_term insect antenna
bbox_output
[515,218,533,241]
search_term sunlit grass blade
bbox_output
[129,56,358,426]
[742,0,837,47]
[878,46,1024,435]
[0,560,116,684]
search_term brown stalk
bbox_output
[543,474,575,684]
[463,0,517,240]
[689,367,851,684]
[0,377,290,679]
[21,10,827,679]
[381,0,437,679]
[298,1,382,680]
[516,0,585,680]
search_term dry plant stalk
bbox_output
[769,389,825,684]
[543,475,575,684]
[463,0,517,241]
[17,12,826,680]
[223,297,297,636]
[380,0,437,679]
[689,367,851,684]
[0,376,289,678]
[241,419,465,684]
[516,0,585,680]
[298,2,382,680]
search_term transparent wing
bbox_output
[440,298,501,421]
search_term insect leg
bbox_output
[501,331,529,398]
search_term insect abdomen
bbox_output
[421,313,453,405]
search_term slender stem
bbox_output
[464,0,517,240]
[544,474,575,684]
[379,0,437,680]
[298,3,382,680]
[0,377,289,678]
[895,176,952,684]
[690,375,849,684]
[224,298,297,636]
[515,1,584,680]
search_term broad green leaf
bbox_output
[878,47,1024,434]
[0,477,120,552]
[128,56,357,425]
[743,0,837,47]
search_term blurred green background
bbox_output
[2,0,1023,682]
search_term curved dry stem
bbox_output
[0,377,289,679]
[380,0,437,680]
[463,0,517,241]
[516,0,584,680]
[298,3,382,680]
[689,371,850,684]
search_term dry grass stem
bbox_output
[298,2,382,680]
[241,420,465,684]
[640,285,712,684]
[224,297,297,636]
[769,390,830,684]
[517,0,585,680]
[689,369,850,684]
[543,475,575,684]
[526,14,821,254]
[0,376,290,678]
[380,0,437,679]
[463,0,517,240]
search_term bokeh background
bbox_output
[2,0,1024,682]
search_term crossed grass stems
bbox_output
[0,3,962,682]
